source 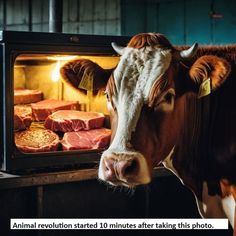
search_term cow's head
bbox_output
[61,33,231,188]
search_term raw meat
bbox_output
[61,128,111,150]
[44,110,105,132]
[15,128,59,153]
[14,89,43,104]
[31,99,79,121]
[14,105,32,131]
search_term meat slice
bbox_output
[15,128,59,153]
[14,89,43,105]
[31,99,79,121]
[61,128,111,150]
[44,110,105,132]
[14,105,32,131]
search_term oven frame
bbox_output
[0,30,130,172]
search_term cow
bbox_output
[60,33,236,230]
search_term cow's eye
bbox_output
[155,88,175,112]
[164,89,175,104]
[164,92,174,104]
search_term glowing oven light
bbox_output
[51,61,61,82]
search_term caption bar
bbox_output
[11,218,228,230]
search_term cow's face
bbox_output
[98,33,198,187]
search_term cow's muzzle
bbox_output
[98,150,151,187]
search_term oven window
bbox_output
[13,54,119,154]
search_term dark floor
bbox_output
[0,173,233,236]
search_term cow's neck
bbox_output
[167,92,215,199]
[170,78,236,199]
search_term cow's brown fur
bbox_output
[127,32,174,50]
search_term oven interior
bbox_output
[13,53,119,155]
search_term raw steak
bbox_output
[14,105,32,131]
[44,110,105,132]
[61,128,111,150]
[31,99,79,121]
[15,128,59,153]
[14,89,43,105]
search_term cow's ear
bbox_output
[189,55,231,98]
[60,59,112,92]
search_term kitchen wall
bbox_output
[0,0,236,43]
[121,0,236,44]
[0,0,121,35]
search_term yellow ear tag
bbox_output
[78,73,93,91]
[198,78,211,99]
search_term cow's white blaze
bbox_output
[99,46,172,185]
[109,46,172,151]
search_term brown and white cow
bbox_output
[61,33,236,228]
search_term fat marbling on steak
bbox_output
[14,105,32,131]
[15,128,60,153]
[31,99,79,121]
[44,110,105,132]
[14,89,43,104]
[61,128,111,150]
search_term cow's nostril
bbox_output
[118,158,139,179]
[103,158,116,180]
[125,159,138,175]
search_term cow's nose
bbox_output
[103,157,139,182]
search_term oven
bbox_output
[0,30,129,172]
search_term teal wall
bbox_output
[121,0,236,45]
[0,0,121,35]
[1,0,236,44]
